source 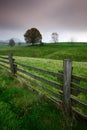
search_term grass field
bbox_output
[0,43,87,129]
[14,56,87,115]
[14,56,87,77]
[0,68,87,130]
[0,43,87,61]
[0,69,64,130]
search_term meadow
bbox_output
[1,42,87,77]
[0,43,87,61]
[0,42,87,129]
[0,66,87,130]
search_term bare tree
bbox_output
[52,32,58,43]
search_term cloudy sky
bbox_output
[0,0,87,42]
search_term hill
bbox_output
[0,43,87,61]
[0,43,87,129]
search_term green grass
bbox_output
[0,69,87,130]
[0,43,87,61]
[14,56,87,77]
[14,56,87,114]
[0,69,64,130]
[0,43,87,129]
[0,46,87,106]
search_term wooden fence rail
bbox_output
[15,62,62,78]
[0,53,87,120]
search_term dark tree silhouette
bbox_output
[24,28,42,45]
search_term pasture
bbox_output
[0,43,87,61]
[0,67,87,130]
[0,42,87,129]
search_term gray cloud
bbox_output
[0,0,44,29]
[0,0,87,41]
[45,0,87,30]
[0,0,87,30]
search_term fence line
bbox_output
[0,53,87,120]
[15,62,63,78]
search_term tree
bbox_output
[52,32,58,43]
[24,28,42,45]
[9,39,15,47]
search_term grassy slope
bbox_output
[0,43,87,61]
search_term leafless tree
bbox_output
[52,32,58,43]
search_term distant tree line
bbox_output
[8,27,59,47]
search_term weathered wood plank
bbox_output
[0,59,9,64]
[71,96,87,109]
[8,53,15,75]
[47,96,62,108]
[15,62,63,80]
[71,82,87,95]
[72,107,87,120]
[0,63,10,69]
[40,85,62,98]
[58,71,87,83]
[17,72,62,98]
[17,68,62,90]
[16,73,62,107]
[0,56,8,60]
[72,75,87,83]
[63,59,72,114]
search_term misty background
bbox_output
[0,0,87,42]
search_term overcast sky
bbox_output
[0,0,87,42]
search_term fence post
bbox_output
[63,59,72,115]
[8,53,16,75]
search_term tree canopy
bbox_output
[24,28,42,45]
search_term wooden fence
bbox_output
[0,53,87,120]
